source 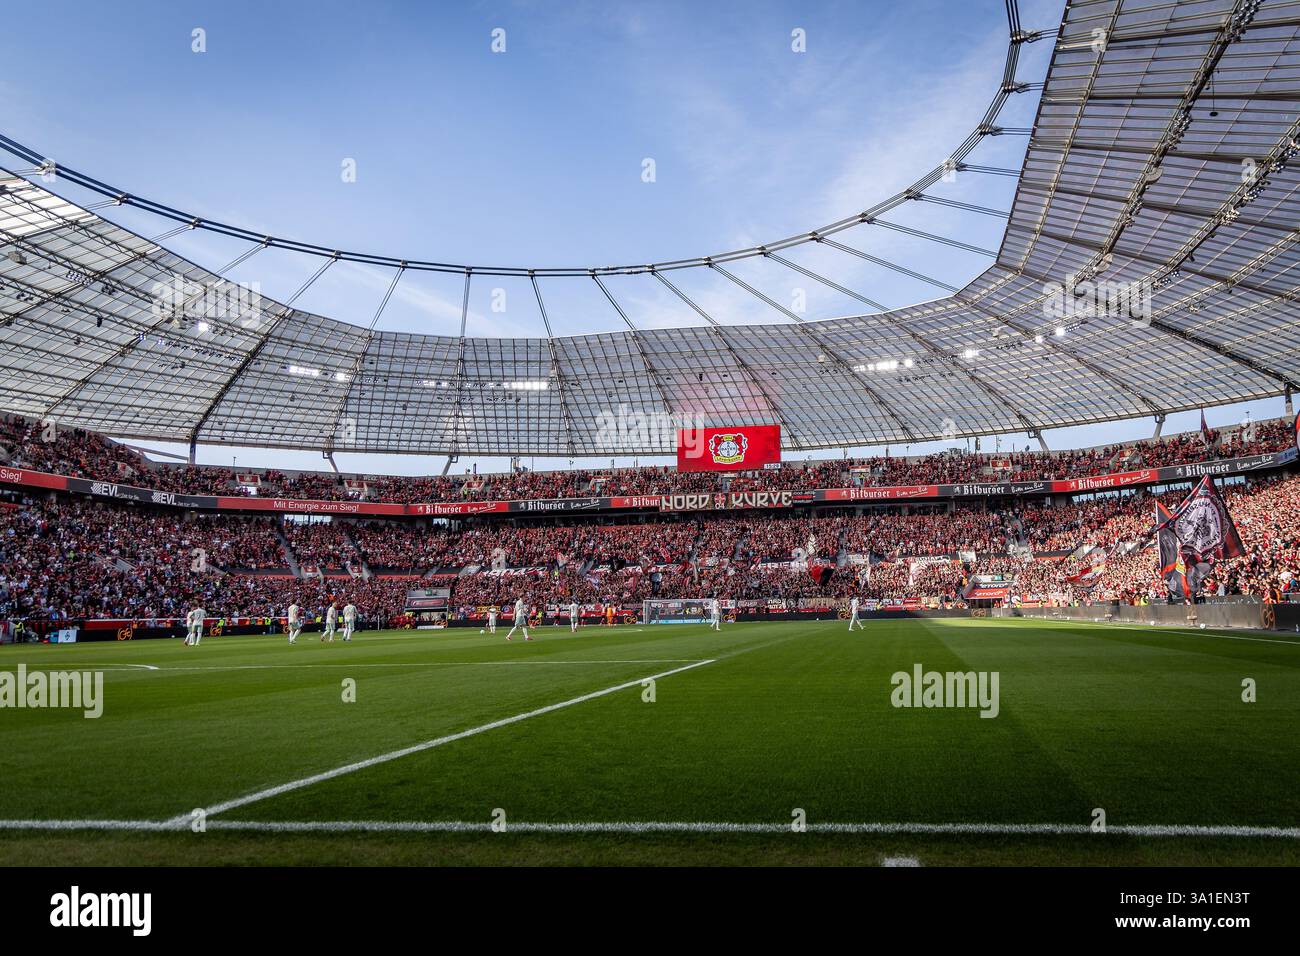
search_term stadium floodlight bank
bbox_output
[643,599,717,625]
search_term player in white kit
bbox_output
[287,602,302,644]
[505,597,532,641]
[569,601,580,632]
[709,598,722,631]
[848,595,865,631]
[486,605,498,634]
[342,602,357,642]
[185,606,205,645]
[322,601,338,642]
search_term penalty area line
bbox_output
[164,658,717,825]
[0,820,1297,839]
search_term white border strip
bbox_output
[0,819,1296,838]
[169,659,717,823]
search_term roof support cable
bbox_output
[650,269,797,445]
[761,251,891,312]
[869,219,999,257]
[707,261,918,443]
[530,274,578,458]
[958,164,1021,177]
[448,269,472,456]
[590,274,677,441]
[324,264,406,453]
[914,195,1010,219]
[707,261,805,322]
[816,236,962,293]
[761,252,1038,431]
[187,253,339,443]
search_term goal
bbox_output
[642,598,714,625]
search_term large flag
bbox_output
[1156,500,1189,600]
[1155,476,1243,599]
[1170,476,1244,563]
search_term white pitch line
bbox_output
[0,660,706,673]
[0,663,160,671]
[1,819,1298,839]
[1032,619,1300,647]
[149,659,707,672]
[1157,631,1300,647]
[0,819,177,832]
[166,658,717,825]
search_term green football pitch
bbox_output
[2,617,1297,866]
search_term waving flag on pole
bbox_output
[1199,409,1218,446]
[1156,500,1189,600]
[1171,476,1243,563]
[1065,546,1108,591]
[807,555,835,587]
[1154,476,1243,601]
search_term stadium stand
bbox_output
[3,442,1296,623]
[0,412,1292,503]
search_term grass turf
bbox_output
[1,617,1297,865]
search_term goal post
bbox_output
[642,598,714,625]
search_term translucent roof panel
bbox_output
[0,0,1297,455]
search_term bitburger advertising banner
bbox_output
[0,449,1294,518]
[820,484,939,502]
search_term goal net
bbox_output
[642,598,714,625]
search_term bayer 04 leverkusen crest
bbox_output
[708,432,747,465]
[676,424,780,472]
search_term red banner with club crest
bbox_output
[676,425,781,472]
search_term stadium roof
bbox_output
[1,0,1298,457]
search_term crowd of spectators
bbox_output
[2,413,1291,505]
[0,497,413,624]
[281,521,359,573]
[1068,475,1300,604]
[1,464,1297,621]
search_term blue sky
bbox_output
[1,0,1287,476]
